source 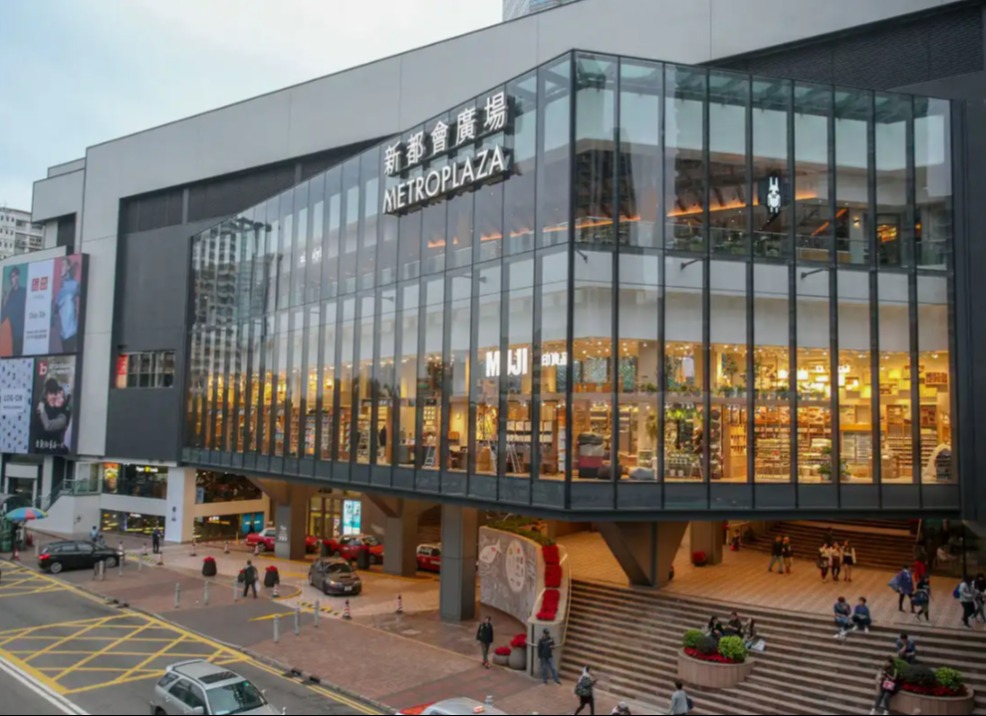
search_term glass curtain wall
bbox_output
[186,52,954,511]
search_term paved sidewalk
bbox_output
[23,529,665,715]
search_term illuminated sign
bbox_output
[485,349,568,378]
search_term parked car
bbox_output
[396,698,508,715]
[307,558,362,596]
[39,540,119,574]
[416,543,441,573]
[245,528,318,553]
[323,535,384,564]
[149,659,278,715]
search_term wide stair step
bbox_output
[744,521,916,570]
[564,579,986,715]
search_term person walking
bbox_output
[830,542,843,582]
[610,703,632,716]
[871,657,899,715]
[668,679,692,715]
[957,576,976,629]
[767,536,784,574]
[841,540,856,582]
[89,525,99,543]
[573,665,596,716]
[973,573,986,623]
[817,545,832,582]
[476,616,494,668]
[781,536,794,574]
[537,628,561,685]
[151,528,161,555]
[912,575,931,622]
[242,559,258,599]
[852,596,872,632]
[891,565,915,613]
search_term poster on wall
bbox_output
[29,355,76,455]
[342,500,362,536]
[0,358,34,453]
[0,255,85,358]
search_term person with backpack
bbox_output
[871,657,899,715]
[912,576,931,622]
[890,565,915,613]
[668,680,692,715]
[476,616,494,668]
[537,628,561,685]
[573,665,596,715]
[957,576,976,628]
[241,559,258,599]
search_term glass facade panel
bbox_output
[185,52,955,514]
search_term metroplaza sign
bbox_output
[382,91,514,215]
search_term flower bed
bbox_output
[678,631,753,688]
[684,647,736,664]
[536,588,560,621]
[890,663,975,716]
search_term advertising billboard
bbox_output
[0,254,85,358]
[0,358,34,454]
[29,355,76,455]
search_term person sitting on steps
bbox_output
[852,596,872,632]
[833,596,852,639]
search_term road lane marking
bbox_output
[0,655,88,715]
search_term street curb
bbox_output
[1,558,389,715]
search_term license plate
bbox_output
[344,586,353,592]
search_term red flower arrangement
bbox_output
[494,646,511,657]
[684,647,738,664]
[537,588,561,621]
[202,556,216,563]
[510,634,527,649]
[265,565,278,572]
[545,564,562,588]
[900,683,966,698]
[692,550,708,567]
[542,544,560,565]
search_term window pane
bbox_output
[619,58,661,250]
[753,77,791,259]
[878,273,912,483]
[794,83,832,262]
[377,288,397,465]
[337,298,356,462]
[835,88,872,266]
[323,168,342,298]
[473,263,500,474]
[504,72,537,255]
[914,98,951,270]
[795,268,832,483]
[875,93,910,267]
[359,149,379,291]
[446,275,471,472]
[711,260,748,482]
[419,278,444,469]
[339,160,361,296]
[505,256,534,477]
[917,275,952,482]
[537,56,571,248]
[307,175,325,305]
[753,264,790,482]
[319,301,337,461]
[837,270,873,482]
[665,65,706,253]
[397,283,419,467]
[709,71,749,256]
[356,295,375,464]
[574,53,617,246]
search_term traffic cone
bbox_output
[254,544,260,557]
[395,594,404,615]
[342,600,352,620]
[12,544,19,561]
[156,550,164,566]
[141,544,148,559]
[223,540,230,554]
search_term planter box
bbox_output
[677,649,755,689]
[492,652,510,667]
[890,688,975,716]
[508,647,526,671]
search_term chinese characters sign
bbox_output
[382,91,513,215]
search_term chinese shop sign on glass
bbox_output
[382,92,513,215]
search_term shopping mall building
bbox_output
[17,0,986,616]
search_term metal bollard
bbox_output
[119,552,124,577]
[203,579,210,606]
[294,606,301,636]
[233,579,239,602]
[175,582,181,609]
[313,600,320,628]
[100,560,106,581]
[273,614,280,643]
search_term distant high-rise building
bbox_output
[504,0,579,20]
[0,207,43,259]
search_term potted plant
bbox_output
[509,634,527,670]
[201,556,217,577]
[492,646,511,667]
[679,632,755,688]
[263,565,280,588]
[692,550,708,567]
[890,661,974,715]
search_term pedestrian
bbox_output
[242,559,258,599]
[912,557,928,584]
[476,616,494,668]
[817,545,832,582]
[890,565,915,613]
[729,528,741,551]
[957,576,976,629]
[781,536,794,574]
[724,611,745,638]
[973,573,986,623]
[912,576,930,622]
[895,632,917,664]
[852,596,872,632]
[767,536,783,574]
[151,528,161,555]
[871,657,899,715]
[89,525,99,542]
[610,702,631,715]
[833,596,852,639]
[537,628,561,685]
[830,542,843,582]
[668,679,692,715]
[573,666,596,716]
[841,540,856,582]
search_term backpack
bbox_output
[686,694,695,712]
[237,569,246,584]
[575,676,592,697]
[953,583,962,599]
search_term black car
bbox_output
[307,558,362,596]
[39,540,119,574]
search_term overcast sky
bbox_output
[0,0,501,211]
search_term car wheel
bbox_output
[49,561,63,575]
[154,709,166,715]
[104,556,118,569]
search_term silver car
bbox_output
[149,660,279,715]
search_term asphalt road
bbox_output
[0,561,377,715]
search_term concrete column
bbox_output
[165,467,196,543]
[384,504,424,577]
[690,521,725,566]
[274,487,312,561]
[439,504,478,622]
[598,521,687,589]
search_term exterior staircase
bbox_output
[563,579,986,715]
[745,521,917,572]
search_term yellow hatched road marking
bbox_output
[22,616,117,663]
[54,621,157,679]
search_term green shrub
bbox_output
[902,664,938,689]
[487,518,555,547]
[718,636,748,664]
[682,629,704,650]
[936,667,964,691]
[696,636,719,656]
[893,658,911,677]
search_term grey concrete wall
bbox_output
[32,169,83,225]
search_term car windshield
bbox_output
[362,536,379,546]
[206,679,267,715]
[325,562,353,575]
